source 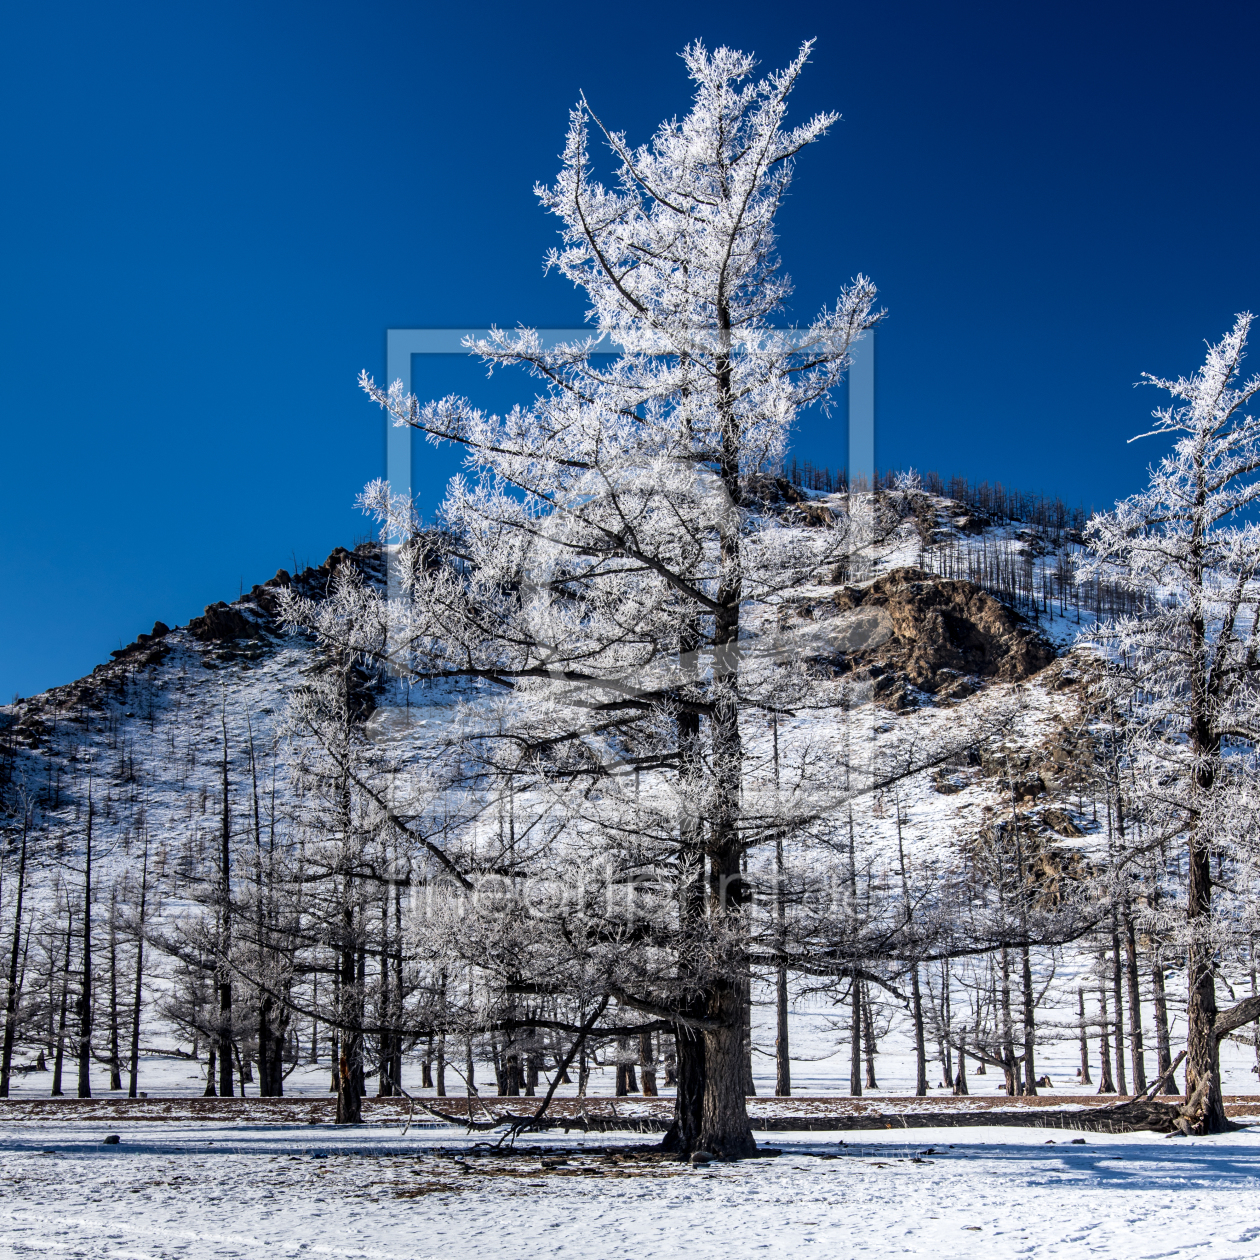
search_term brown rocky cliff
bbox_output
[827,567,1056,703]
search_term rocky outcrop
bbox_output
[819,567,1056,707]
[187,601,264,642]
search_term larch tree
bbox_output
[356,41,880,1156]
[1082,314,1260,1133]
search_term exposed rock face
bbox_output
[825,567,1056,704]
[187,601,263,642]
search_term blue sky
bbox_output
[2,1,1258,700]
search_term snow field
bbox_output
[3,1119,1260,1259]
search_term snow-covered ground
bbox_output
[4,1117,1260,1259]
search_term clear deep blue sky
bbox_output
[3,1,1258,700]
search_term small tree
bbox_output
[1083,314,1260,1132]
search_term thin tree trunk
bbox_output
[52,913,73,1096]
[77,785,93,1099]
[773,725,791,1098]
[1185,484,1226,1131]
[107,889,121,1091]
[1123,908,1147,1093]
[335,907,363,1124]
[954,1037,969,1095]
[217,708,233,1099]
[862,985,878,1090]
[1097,971,1116,1092]
[911,965,928,1097]
[1077,986,1092,1086]
[1151,953,1173,1086]
[128,831,149,1098]
[1110,926,1127,1095]
[849,979,863,1096]
[640,1030,657,1097]
[0,807,29,1097]
[1021,944,1037,1095]
[1000,946,1018,1096]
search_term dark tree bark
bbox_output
[334,927,363,1124]
[51,913,72,1097]
[217,709,234,1099]
[1123,908,1148,1093]
[953,1039,969,1095]
[774,757,791,1098]
[1020,944,1037,1096]
[128,831,149,1097]
[1077,986,1092,1086]
[107,890,121,1091]
[76,786,93,1099]
[640,1030,657,1096]
[849,979,863,1096]
[910,965,928,1097]
[661,1023,705,1155]
[1000,947,1019,1096]
[1151,955,1173,1085]
[862,984,878,1090]
[0,807,29,1097]
[694,425,756,1159]
[1109,928,1127,1095]
[1097,971,1116,1093]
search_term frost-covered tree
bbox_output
[1082,314,1260,1132]
[356,41,880,1156]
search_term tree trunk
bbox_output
[862,985,878,1090]
[1000,946,1018,1096]
[695,442,755,1159]
[911,965,928,1097]
[203,1043,217,1097]
[217,980,234,1097]
[1152,955,1173,1086]
[1020,944,1037,1096]
[661,1023,704,1155]
[1123,909,1148,1093]
[1186,823,1225,1129]
[258,995,275,1097]
[128,832,148,1098]
[51,916,72,1096]
[107,892,121,1091]
[77,786,93,1099]
[954,1040,969,1095]
[774,826,791,1098]
[336,1037,362,1124]
[740,968,756,1097]
[1185,471,1226,1130]
[1097,972,1116,1092]
[847,977,863,1095]
[640,1030,657,1096]
[1108,932,1127,1094]
[1077,986,1092,1086]
[217,707,233,1099]
[0,808,29,1097]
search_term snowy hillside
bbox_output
[1,490,1252,1108]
